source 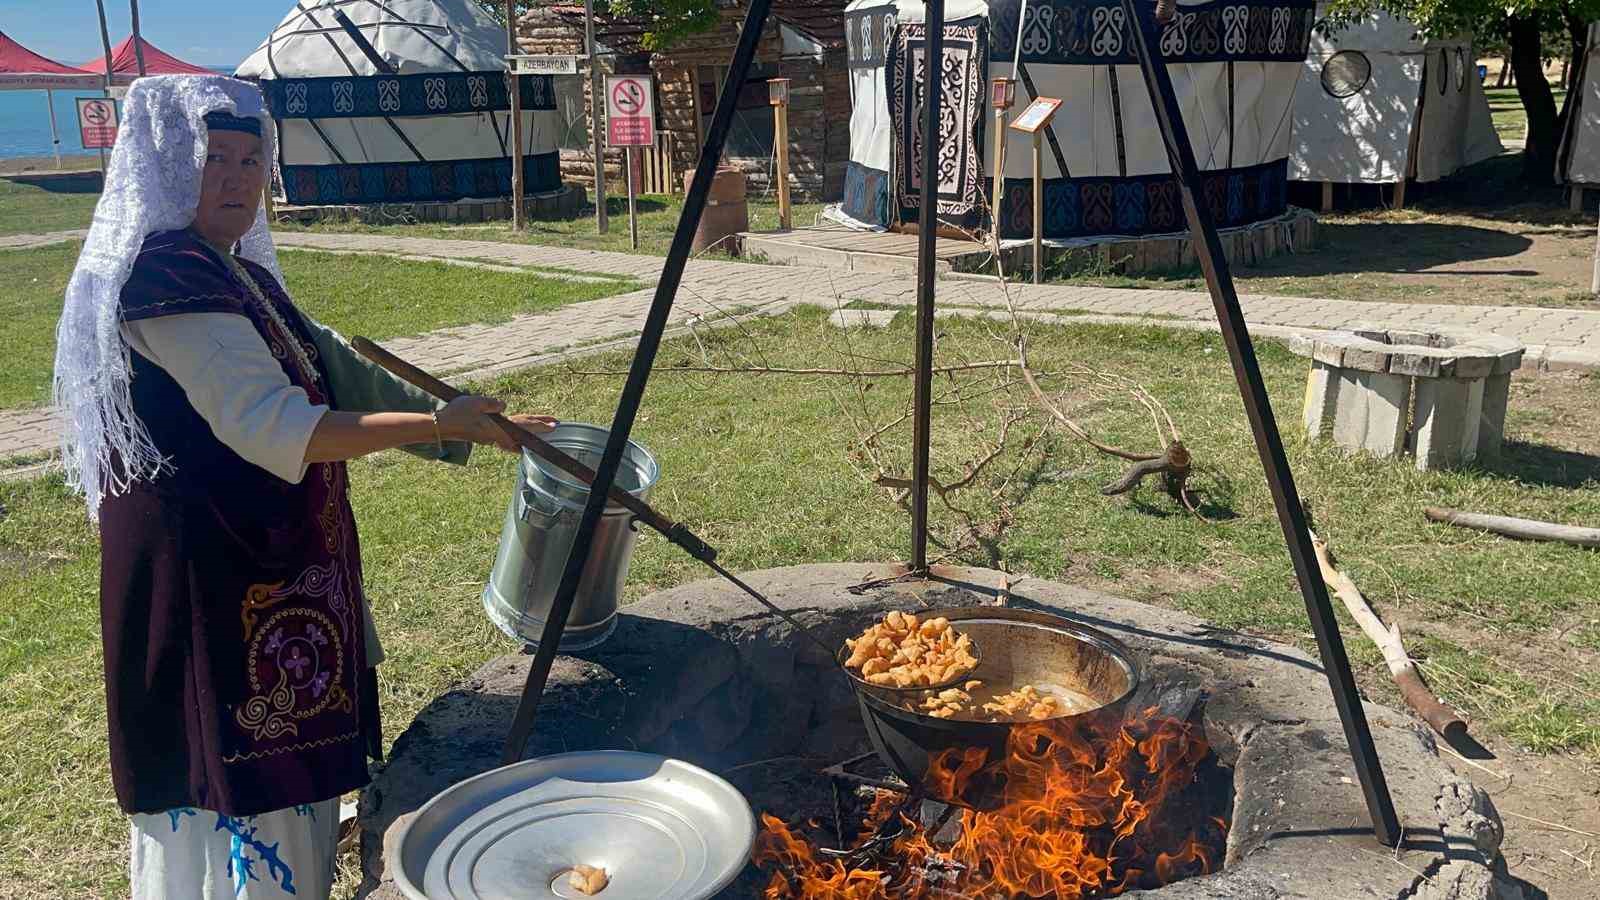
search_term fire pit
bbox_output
[356,564,1518,900]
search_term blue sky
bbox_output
[1,1,287,69]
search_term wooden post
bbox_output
[769,78,791,230]
[129,0,147,77]
[1392,179,1406,210]
[1032,130,1042,284]
[626,146,639,249]
[585,0,608,233]
[992,107,1007,237]
[774,101,791,229]
[505,0,525,231]
[1571,186,1585,213]
[1591,211,1600,294]
[1320,181,1333,213]
[95,0,115,97]
[95,0,114,179]
[989,77,1015,249]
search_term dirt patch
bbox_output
[1444,732,1600,900]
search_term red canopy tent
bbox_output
[79,35,212,85]
[0,31,100,166]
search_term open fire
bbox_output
[754,708,1228,899]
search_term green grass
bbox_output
[2,309,1596,896]
[278,192,828,259]
[1484,86,1568,143]
[0,243,636,410]
[0,173,102,237]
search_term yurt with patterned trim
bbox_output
[236,0,562,206]
[1289,10,1501,186]
[834,0,1317,240]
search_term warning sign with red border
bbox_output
[605,75,655,147]
[76,98,119,149]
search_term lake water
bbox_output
[0,88,115,159]
[0,67,234,160]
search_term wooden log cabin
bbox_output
[517,0,850,201]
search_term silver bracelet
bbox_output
[430,410,445,453]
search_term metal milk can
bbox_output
[483,423,659,651]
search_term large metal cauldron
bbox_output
[483,423,659,652]
[853,607,1139,810]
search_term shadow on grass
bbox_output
[1266,221,1535,277]
[602,195,670,216]
[1479,440,1600,489]
[2,171,103,194]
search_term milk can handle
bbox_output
[516,482,567,522]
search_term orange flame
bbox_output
[753,710,1225,899]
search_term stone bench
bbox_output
[1287,325,1524,471]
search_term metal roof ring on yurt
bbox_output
[1321,49,1371,98]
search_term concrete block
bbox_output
[828,308,897,329]
[1491,349,1525,375]
[1390,348,1447,378]
[1310,338,1347,367]
[1286,332,1316,358]
[1450,354,1495,379]
[1342,346,1392,373]
[1543,347,1600,371]
[1413,377,1485,471]
[1476,373,1511,458]
[1322,370,1411,457]
[1302,361,1341,438]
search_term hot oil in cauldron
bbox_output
[906,679,1103,723]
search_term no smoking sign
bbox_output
[605,75,655,148]
[76,98,119,150]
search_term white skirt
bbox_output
[130,800,339,899]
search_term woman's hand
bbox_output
[437,395,558,452]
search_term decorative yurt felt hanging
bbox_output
[836,0,1317,240]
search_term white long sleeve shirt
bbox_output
[121,311,385,664]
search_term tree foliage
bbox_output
[477,0,721,51]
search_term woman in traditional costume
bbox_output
[53,75,555,899]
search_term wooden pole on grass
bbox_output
[505,0,526,231]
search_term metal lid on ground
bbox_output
[388,751,755,900]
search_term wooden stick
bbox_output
[350,336,715,562]
[1309,530,1468,741]
[1424,507,1600,549]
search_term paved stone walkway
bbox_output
[6,229,1599,473]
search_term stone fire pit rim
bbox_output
[1287,322,1524,378]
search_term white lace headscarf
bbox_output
[54,74,283,521]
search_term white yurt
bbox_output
[236,0,562,206]
[1289,10,1501,187]
[836,0,1317,240]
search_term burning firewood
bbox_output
[754,709,1228,899]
